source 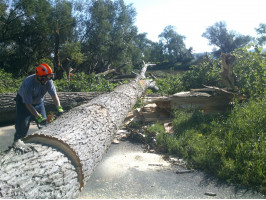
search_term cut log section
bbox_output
[0,92,103,125]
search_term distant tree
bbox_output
[80,0,137,74]
[0,1,14,72]
[0,0,54,76]
[202,21,251,57]
[60,41,85,77]
[0,0,76,78]
[0,1,9,41]
[159,25,193,68]
[0,0,6,12]
[130,33,157,67]
[148,42,165,63]
[255,23,266,46]
[49,0,76,79]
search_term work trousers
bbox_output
[14,94,46,142]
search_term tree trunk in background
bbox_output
[0,63,155,198]
[221,53,237,90]
[0,92,103,125]
[54,27,64,80]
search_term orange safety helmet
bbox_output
[35,63,54,77]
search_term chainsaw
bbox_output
[36,113,57,129]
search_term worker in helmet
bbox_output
[14,63,64,142]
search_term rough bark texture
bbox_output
[0,92,103,125]
[144,86,245,114]
[0,144,79,198]
[0,65,154,198]
[221,53,237,90]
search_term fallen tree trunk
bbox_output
[0,92,103,125]
[0,63,156,198]
[144,86,246,114]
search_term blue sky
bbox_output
[124,0,266,53]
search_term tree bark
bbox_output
[221,53,237,90]
[0,63,155,198]
[0,92,103,125]
[54,26,64,80]
[144,86,246,114]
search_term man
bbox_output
[14,63,63,142]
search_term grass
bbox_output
[153,97,266,194]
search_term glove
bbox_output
[56,105,64,115]
[36,114,46,125]
[47,114,56,123]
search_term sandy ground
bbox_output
[0,124,264,199]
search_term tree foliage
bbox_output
[0,0,76,78]
[0,0,52,76]
[181,54,222,90]
[233,45,266,97]
[0,1,264,79]
[78,0,138,74]
[155,45,266,98]
[53,72,120,92]
[255,23,266,46]
[0,0,140,77]
[158,25,194,68]
[50,0,76,79]
[202,21,252,57]
[0,68,23,93]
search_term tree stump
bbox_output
[221,53,237,90]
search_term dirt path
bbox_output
[78,140,264,199]
[0,125,264,199]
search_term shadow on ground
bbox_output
[78,141,264,199]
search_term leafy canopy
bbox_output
[202,21,252,57]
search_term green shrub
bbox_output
[54,72,120,92]
[181,56,222,90]
[0,69,23,93]
[233,45,266,97]
[155,132,179,154]
[144,123,165,144]
[179,45,265,98]
[146,122,165,134]
[155,73,184,95]
[0,69,123,93]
